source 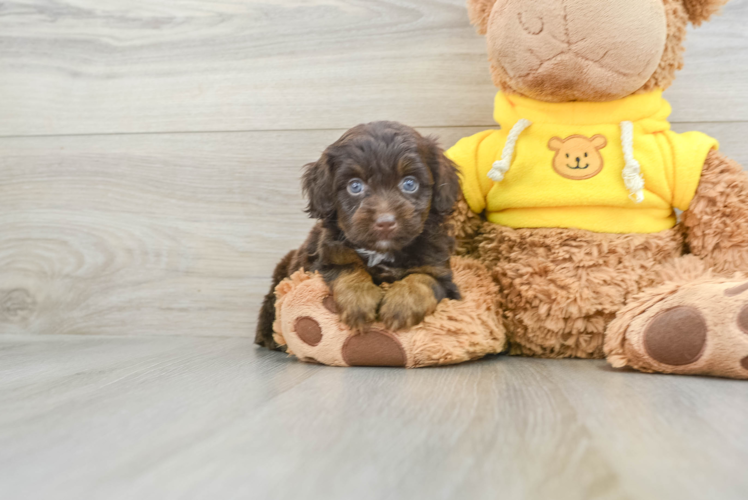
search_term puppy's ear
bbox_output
[421,136,461,217]
[302,152,335,219]
[681,0,729,25]
[467,0,499,35]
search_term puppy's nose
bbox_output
[374,214,397,234]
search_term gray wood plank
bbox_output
[666,0,748,123]
[1,124,746,338]
[0,0,746,137]
[1,335,747,500]
[546,363,748,500]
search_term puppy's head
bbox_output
[302,121,460,253]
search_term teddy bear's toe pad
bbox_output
[725,282,748,297]
[643,306,707,366]
[295,317,323,346]
[342,329,407,367]
[738,304,748,334]
[322,295,338,314]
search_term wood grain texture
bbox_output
[0,0,746,137]
[1,335,747,500]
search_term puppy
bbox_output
[255,121,461,350]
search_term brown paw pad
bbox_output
[322,295,339,314]
[643,306,707,366]
[294,317,322,346]
[725,282,748,297]
[739,304,748,335]
[341,329,406,367]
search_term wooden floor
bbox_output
[1,335,748,500]
[1,1,748,498]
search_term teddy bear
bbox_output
[269,0,748,379]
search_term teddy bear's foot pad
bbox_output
[342,329,407,367]
[642,306,708,366]
[607,280,748,379]
[295,317,323,346]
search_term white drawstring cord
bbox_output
[620,121,645,203]
[487,119,532,182]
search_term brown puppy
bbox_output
[255,121,461,350]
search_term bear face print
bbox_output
[548,135,608,180]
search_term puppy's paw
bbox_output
[380,275,439,331]
[256,334,287,352]
[334,281,384,331]
[255,314,286,352]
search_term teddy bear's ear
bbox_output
[681,0,729,26]
[548,137,564,152]
[591,135,608,150]
[467,0,499,35]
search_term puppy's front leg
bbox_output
[318,241,383,331]
[330,268,384,331]
[379,273,442,331]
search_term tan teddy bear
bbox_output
[271,0,748,379]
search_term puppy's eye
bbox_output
[566,153,569,158]
[400,176,419,194]
[347,178,365,195]
[584,152,588,158]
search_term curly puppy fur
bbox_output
[256,121,461,350]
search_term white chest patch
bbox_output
[356,249,394,267]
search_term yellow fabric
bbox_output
[446,90,719,234]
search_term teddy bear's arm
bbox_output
[682,149,748,274]
[447,192,483,256]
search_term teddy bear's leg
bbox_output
[605,268,748,379]
[273,258,506,367]
[603,151,748,379]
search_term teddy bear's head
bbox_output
[548,134,608,180]
[467,0,729,102]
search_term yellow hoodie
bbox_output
[446,91,718,234]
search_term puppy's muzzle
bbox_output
[374,213,397,239]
